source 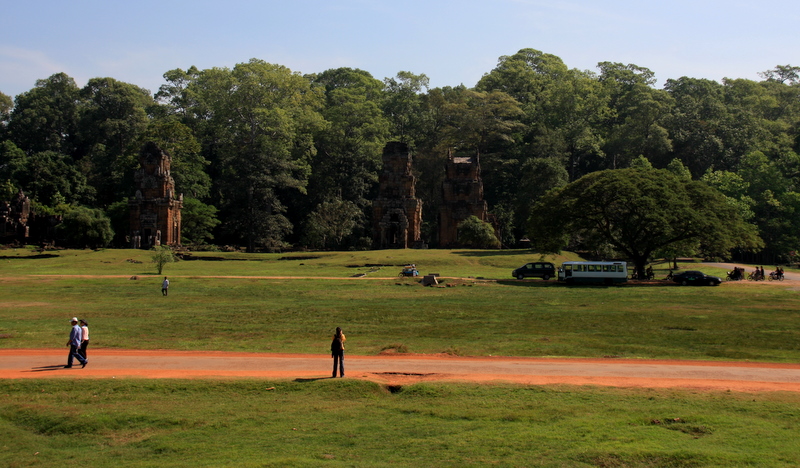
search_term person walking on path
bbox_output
[162,277,169,296]
[331,327,346,378]
[65,317,87,368]
[78,319,90,360]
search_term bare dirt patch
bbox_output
[3,349,800,393]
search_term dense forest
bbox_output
[1,48,799,262]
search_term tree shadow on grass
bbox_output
[0,254,60,260]
[453,250,537,258]
[495,280,565,288]
[294,377,333,383]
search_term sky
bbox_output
[2,0,799,99]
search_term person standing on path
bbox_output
[65,317,87,368]
[331,327,346,378]
[162,277,169,296]
[78,319,90,360]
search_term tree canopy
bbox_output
[528,168,763,275]
[1,53,798,261]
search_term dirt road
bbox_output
[2,349,800,392]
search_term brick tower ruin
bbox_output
[372,142,423,249]
[0,190,31,242]
[439,151,490,247]
[129,142,182,248]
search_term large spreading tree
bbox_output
[528,168,763,276]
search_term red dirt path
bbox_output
[2,349,800,393]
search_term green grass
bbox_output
[3,248,800,467]
[2,267,799,361]
[0,246,582,278]
[2,379,800,467]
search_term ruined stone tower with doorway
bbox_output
[128,142,182,248]
[439,151,490,247]
[372,142,423,249]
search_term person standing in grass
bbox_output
[162,276,169,296]
[65,317,87,368]
[331,327,346,378]
[78,319,90,360]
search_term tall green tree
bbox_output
[0,141,27,190]
[6,73,80,155]
[77,77,154,206]
[140,120,211,199]
[56,206,114,249]
[17,150,93,206]
[302,198,363,249]
[0,91,12,136]
[736,151,800,260]
[663,77,767,176]
[529,168,762,277]
[180,197,220,246]
[382,71,429,144]
[597,62,673,169]
[155,66,202,120]
[476,48,608,180]
[307,68,388,209]
[187,59,326,251]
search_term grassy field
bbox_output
[2,379,800,467]
[0,246,586,278]
[0,248,798,361]
[2,248,800,467]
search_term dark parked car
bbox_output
[512,262,556,280]
[672,270,722,286]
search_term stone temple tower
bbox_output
[128,142,182,248]
[372,142,423,249]
[439,151,490,247]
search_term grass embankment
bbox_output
[3,248,800,467]
[3,379,800,467]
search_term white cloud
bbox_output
[0,46,73,96]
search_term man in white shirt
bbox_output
[65,317,87,368]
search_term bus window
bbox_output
[603,265,610,272]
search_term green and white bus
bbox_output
[558,261,628,285]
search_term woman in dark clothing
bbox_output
[331,327,346,378]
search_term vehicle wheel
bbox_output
[542,274,550,281]
[708,280,716,286]
[681,280,688,286]
[517,274,524,280]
